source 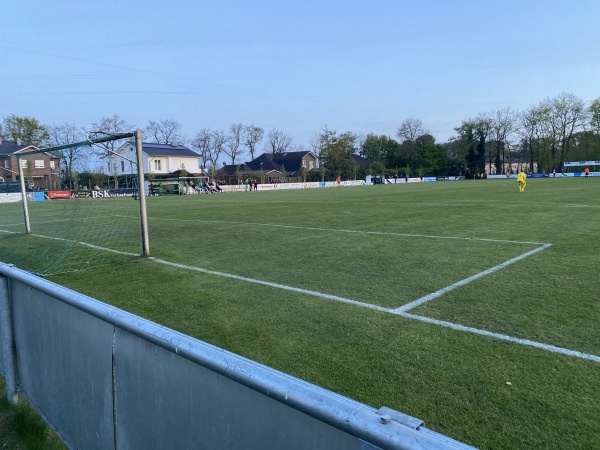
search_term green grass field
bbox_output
[1,178,599,449]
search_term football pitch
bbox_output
[2,178,600,449]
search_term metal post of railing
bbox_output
[0,272,18,404]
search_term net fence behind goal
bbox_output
[0,131,148,276]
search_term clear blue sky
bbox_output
[2,0,599,150]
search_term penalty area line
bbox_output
[399,312,600,364]
[148,255,600,365]
[394,243,552,314]
[148,257,392,313]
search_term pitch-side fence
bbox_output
[0,263,475,450]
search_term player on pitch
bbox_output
[517,169,527,192]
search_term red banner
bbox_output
[47,190,72,199]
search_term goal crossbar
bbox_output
[15,130,149,260]
[16,132,137,157]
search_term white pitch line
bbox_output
[148,257,392,313]
[149,216,547,245]
[148,255,599,364]
[399,312,600,364]
[28,233,140,257]
[9,228,592,364]
[394,243,552,313]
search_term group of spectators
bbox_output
[186,180,222,194]
[148,180,223,196]
[241,178,259,191]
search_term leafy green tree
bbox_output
[361,134,400,167]
[299,165,309,182]
[590,97,600,137]
[416,134,449,175]
[318,129,357,179]
[319,163,327,181]
[339,159,360,180]
[396,140,419,172]
[370,161,385,174]
[2,115,49,147]
[588,97,600,158]
[280,164,287,182]
[453,121,481,177]
[361,134,384,161]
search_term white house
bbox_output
[105,142,201,176]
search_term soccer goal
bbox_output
[0,130,149,276]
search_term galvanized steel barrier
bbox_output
[0,263,475,449]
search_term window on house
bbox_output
[154,160,162,171]
[107,162,111,172]
[20,160,28,168]
[35,160,45,168]
[4,160,9,169]
[50,161,55,169]
[121,161,125,172]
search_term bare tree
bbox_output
[590,97,600,136]
[224,123,245,165]
[490,108,518,174]
[520,107,543,172]
[552,92,586,168]
[396,118,428,142]
[243,125,264,160]
[89,114,134,156]
[590,97,600,155]
[208,130,228,169]
[266,128,293,153]
[529,93,586,170]
[192,128,212,171]
[145,119,184,144]
[47,123,87,187]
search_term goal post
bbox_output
[134,129,150,256]
[2,130,150,276]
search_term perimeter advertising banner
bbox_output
[564,160,600,167]
[47,191,72,199]
[46,189,138,199]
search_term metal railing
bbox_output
[0,262,475,449]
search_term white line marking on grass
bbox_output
[28,233,140,257]
[394,244,552,313]
[13,228,592,363]
[148,255,600,364]
[148,217,547,245]
[148,257,393,313]
[399,312,600,364]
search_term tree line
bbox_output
[1,92,599,183]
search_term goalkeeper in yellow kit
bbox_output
[517,169,527,192]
